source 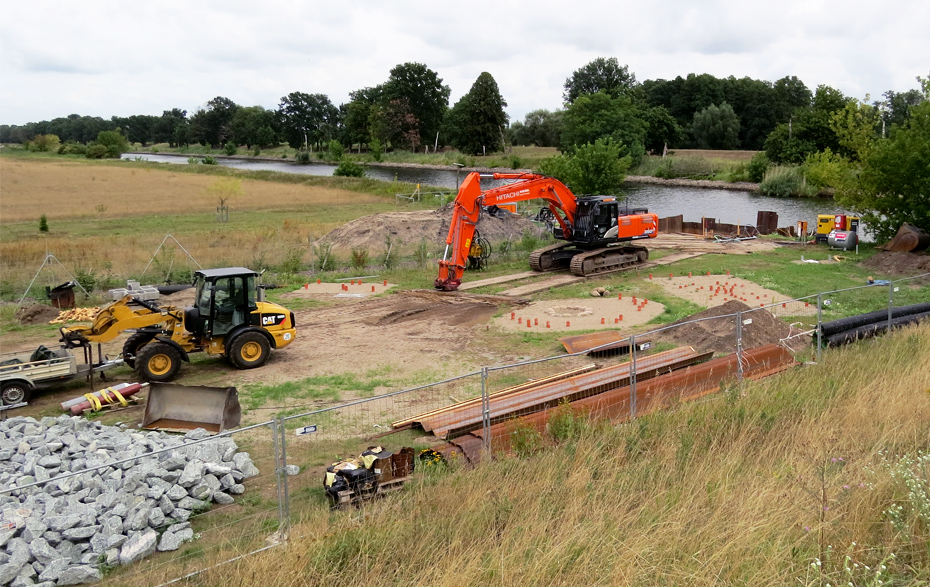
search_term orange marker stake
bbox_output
[304,284,308,289]
[546,321,550,328]
[518,317,522,324]
[566,321,570,327]
[317,279,321,284]
[601,317,605,324]
[383,279,388,286]
[614,318,619,324]
[649,273,653,280]
[534,318,538,326]
[371,286,376,292]
[619,315,623,321]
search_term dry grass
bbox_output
[668,149,760,161]
[164,324,930,587]
[0,159,413,299]
[0,159,381,222]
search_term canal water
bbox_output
[123,153,851,228]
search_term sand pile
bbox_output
[319,204,546,252]
[659,300,792,354]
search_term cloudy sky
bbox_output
[1,0,927,126]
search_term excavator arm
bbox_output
[435,172,580,291]
[60,295,183,344]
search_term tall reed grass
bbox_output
[186,324,930,586]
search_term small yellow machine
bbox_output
[815,214,860,243]
[61,268,296,382]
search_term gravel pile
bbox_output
[0,416,268,586]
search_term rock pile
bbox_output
[0,416,266,586]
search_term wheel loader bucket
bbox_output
[141,383,241,434]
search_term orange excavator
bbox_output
[435,172,658,291]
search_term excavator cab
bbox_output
[571,197,619,245]
[185,268,258,338]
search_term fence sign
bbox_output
[295,425,318,436]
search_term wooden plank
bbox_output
[457,271,538,290]
[499,274,583,297]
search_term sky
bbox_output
[1,0,927,126]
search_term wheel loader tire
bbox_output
[122,332,155,368]
[1,381,32,404]
[137,342,182,382]
[228,331,271,370]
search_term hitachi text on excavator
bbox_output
[435,173,658,291]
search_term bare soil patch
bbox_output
[319,205,546,252]
[649,274,817,317]
[282,281,395,298]
[862,251,930,279]
[14,303,61,325]
[492,294,665,332]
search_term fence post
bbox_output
[270,419,286,536]
[630,334,637,419]
[736,311,744,383]
[278,417,290,536]
[481,367,490,458]
[816,294,823,363]
[888,281,894,332]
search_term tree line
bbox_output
[4,58,922,162]
[0,63,507,157]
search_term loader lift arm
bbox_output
[435,173,580,291]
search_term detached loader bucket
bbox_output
[142,383,241,434]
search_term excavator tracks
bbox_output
[528,242,574,272]
[568,246,649,277]
[529,243,650,277]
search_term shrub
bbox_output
[252,147,261,156]
[509,419,543,457]
[202,156,218,165]
[224,142,237,156]
[759,165,813,197]
[85,144,108,159]
[747,152,770,183]
[327,140,344,161]
[369,138,383,162]
[32,134,61,152]
[801,148,850,191]
[279,248,304,274]
[187,157,200,165]
[295,151,310,164]
[509,154,523,169]
[333,161,365,177]
[39,215,48,232]
[415,239,431,268]
[350,247,369,269]
[95,130,129,157]
[58,141,86,155]
[547,401,588,442]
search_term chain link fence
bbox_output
[2,273,926,585]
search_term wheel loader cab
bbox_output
[185,268,258,339]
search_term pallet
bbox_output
[332,475,411,508]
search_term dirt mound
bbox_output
[319,205,546,252]
[862,251,930,279]
[15,304,61,325]
[659,300,792,354]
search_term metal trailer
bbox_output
[0,346,122,404]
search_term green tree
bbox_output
[830,100,879,161]
[124,115,158,146]
[691,103,740,149]
[153,109,189,147]
[511,109,563,147]
[537,138,631,195]
[445,72,509,155]
[31,134,61,152]
[190,97,239,148]
[277,92,338,150]
[564,57,637,103]
[836,100,930,240]
[560,92,647,163]
[341,86,382,149]
[641,106,679,153]
[382,62,450,150]
[93,130,129,158]
[229,106,277,149]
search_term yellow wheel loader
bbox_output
[60,268,296,382]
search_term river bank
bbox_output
[129,152,764,192]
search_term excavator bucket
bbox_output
[141,383,241,434]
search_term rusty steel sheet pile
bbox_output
[475,344,796,454]
[558,331,652,355]
[398,347,710,440]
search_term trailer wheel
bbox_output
[137,342,182,382]
[228,331,270,370]
[1,381,32,404]
[122,333,155,368]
